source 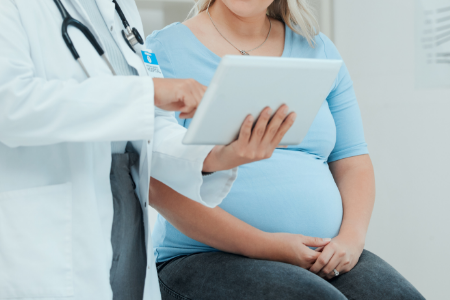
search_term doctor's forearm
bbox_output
[149,178,277,259]
[0,76,155,147]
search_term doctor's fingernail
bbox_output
[323,238,331,242]
[266,108,273,116]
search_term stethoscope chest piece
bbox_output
[122,26,144,53]
[114,0,144,52]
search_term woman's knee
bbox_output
[286,275,347,300]
[331,250,424,300]
[251,262,346,300]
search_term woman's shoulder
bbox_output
[147,22,182,41]
[145,22,190,48]
[286,26,342,60]
[315,32,342,60]
[145,23,189,78]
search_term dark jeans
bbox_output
[157,250,424,300]
[110,153,147,300]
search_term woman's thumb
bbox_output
[302,236,332,247]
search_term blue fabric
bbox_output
[146,23,369,263]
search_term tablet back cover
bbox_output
[183,56,342,145]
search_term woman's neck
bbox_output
[208,1,270,39]
[184,0,285,57]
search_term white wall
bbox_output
[136,0,193,37]
[334,1,450,299]
[313,0,335,40]
[136,0,335,39]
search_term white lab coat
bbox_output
[0,1,237,299]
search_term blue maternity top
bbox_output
[146,23,368,263]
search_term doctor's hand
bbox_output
[202,105,296,172]
[153,78,206,119]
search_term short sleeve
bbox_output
[319,34,369,163]
[146,29,177,79]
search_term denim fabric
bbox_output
[110,152,146,300]
[156,250,424,300]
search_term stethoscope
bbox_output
[53,0,144,77]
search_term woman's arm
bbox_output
[151,105,294,208]
[331,154,375,242]
[309,154,375,278]
[149,178,331,269]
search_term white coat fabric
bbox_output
[0,1,237,299]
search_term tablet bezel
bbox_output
[183,55,342,146]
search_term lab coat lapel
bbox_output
[96,0,148,76]
[66,0,103,42]
[95,0,116,31]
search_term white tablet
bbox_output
[183,56,342,145]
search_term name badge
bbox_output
[141,50,164,78]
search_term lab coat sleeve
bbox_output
[151,108,238,208]
[0,0,154,148]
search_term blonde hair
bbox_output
[188,0,319,46]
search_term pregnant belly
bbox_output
[219,150,343,239]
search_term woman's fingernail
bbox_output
[266,108,273,116]
[282,107,288,115]
[323,238,331,242]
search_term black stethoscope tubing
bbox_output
[113,0,144,51]
[54,0,144,77]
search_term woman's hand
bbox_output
[153,78,207,119]
[309,155,375,280]
[263,233,332,269]
[309,231,365,279]
[202,105,296,172]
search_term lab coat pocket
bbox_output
[0,183,73,299]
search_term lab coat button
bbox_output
[147,140,151,144]
[110,25,114,31]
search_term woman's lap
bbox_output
[157,251,346,300]
[157,250,424,300]
[329,250,424,300]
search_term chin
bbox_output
[220,0,273,18]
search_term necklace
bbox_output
[206,0,272,56]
